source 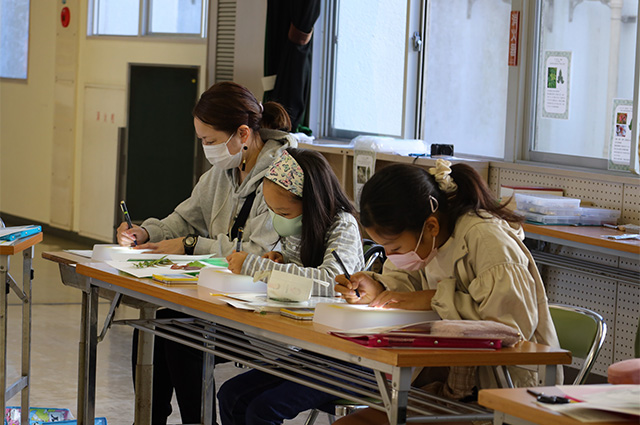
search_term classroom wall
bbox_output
[0,0,57,224]
[0,2,208,237]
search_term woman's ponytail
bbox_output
[259,101,292,132]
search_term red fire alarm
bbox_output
[61,7,70,28]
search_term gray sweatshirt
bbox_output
[141,128,297,256]
[240,211,364,297]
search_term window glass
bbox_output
[331,0,408,137]
[93,0,139,36]
[423,0,511,158]
[0,0,30,79]
[149,0,203,34]
[533,0,638,159]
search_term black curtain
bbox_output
[264,0,321,132]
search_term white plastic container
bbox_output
[579,207,621,226]
[197,268,267,294]
[313,303,439,331]
[515,193,581,215]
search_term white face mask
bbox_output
[203,131,242,169]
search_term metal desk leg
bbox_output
[134,307,156,425]
[388,367,412,425]
[20,248,33,425]
[0,255,8,423]
[540,365,557,386]
[202,342,215,424]
[78,282,99,425]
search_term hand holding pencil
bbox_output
[334,272,384,305]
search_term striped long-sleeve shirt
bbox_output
[240,211,364,297]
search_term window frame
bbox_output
[520,0,627,170]
[317,0,424,140]
[87,0,209,39]
[0,0,31,80]
[311,0,640,174]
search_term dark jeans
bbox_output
[131,309,229,425]
[217,368,340,425]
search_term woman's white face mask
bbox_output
[203,131,242,169]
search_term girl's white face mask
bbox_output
[203,131,242,169]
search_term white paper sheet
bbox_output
[538,385,640,422]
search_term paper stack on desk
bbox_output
[219,294,344,313]
[539,384,639,422]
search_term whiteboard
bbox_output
[79,85,126,241]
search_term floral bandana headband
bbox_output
[265,151,305,197]
[428,159,458,194]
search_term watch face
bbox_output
[185,236,196,246]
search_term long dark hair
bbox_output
[360,163,521,236]
[192,81,290,133]
[286,148,356,267]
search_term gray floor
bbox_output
[5,233,330,425]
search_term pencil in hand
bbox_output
[120,200,137,246]
[331,249,360,298]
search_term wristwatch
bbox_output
[183,234,198,255]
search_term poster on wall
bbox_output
[353,150,376,211]
[609,99,634,172]
[541,51,571,120]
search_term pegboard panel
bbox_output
[614,283,640,362]
[543,243,621,269]
[619,256,640,274]
[497,168,624,210]
[543,268,615,376]
[621,183,640,224]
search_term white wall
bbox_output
[0,1,208,239]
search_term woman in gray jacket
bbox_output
[117,81,296,425]
[116,81,296,257]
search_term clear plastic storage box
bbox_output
[579,207,621,226]
[520,211,581,225]
[514,193,581,215]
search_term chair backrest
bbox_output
[549,304,607,385]
[362,238,386,272]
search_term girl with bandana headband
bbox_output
[226,147,364,295]
[332,161,561,425]
[218,148,365,425]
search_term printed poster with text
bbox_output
[353,150,376,211]
[608,99,633,171]
[542,51,571,120]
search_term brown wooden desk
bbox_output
[1,233,43,425]
[522,223,640,260]
[479,386,638,425]
[43,251,571,425]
